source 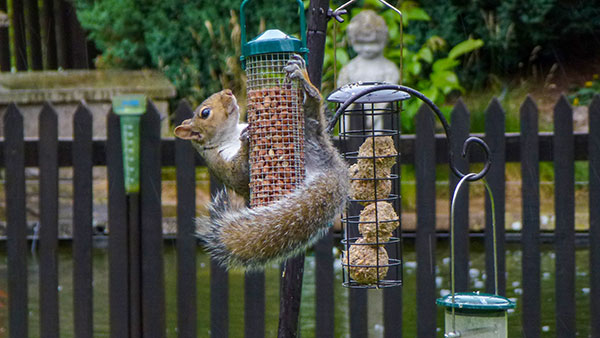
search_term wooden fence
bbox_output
[0,0,93,72]
[1,95,599,337]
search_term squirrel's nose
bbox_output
[223,89,233,96]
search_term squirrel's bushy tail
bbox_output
[196,169,348,270]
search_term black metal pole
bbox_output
[276,1,330,337]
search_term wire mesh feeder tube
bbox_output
[328,82,409,288]
[246,53,305,207]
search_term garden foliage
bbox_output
[75,0,300,105]
[410,0,600,87]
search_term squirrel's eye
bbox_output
[200,108,211,119]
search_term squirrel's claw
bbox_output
[283,55,305,82]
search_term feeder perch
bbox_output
[328,82,410,288]
[437,292,515,338]
[112,94,147,194]
[241,0,309,207]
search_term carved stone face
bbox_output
[346,10,389,59]
[351,40,386,59]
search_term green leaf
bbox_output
[430,70,461,94]
[408,60,421,76]
[432,58,460,72]
[335,49,349,65]
[405,7,431,22]
[448,38,484,59]
[417,47,433,63]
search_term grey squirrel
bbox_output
[174,55,349,270]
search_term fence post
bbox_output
[449,99,470,292]
[4,103,28,338]
[484,98,506,295]
[39,102,60,338]
[175,100,198,337]
[10,0,27,70]
[0,0,10,71]
[210,177,229,338]
[415,104,437,337]
[107,109,130,338]
[40,0,58,69]
[553,95,575,337]
[520,96,541,338]
[25,0,43,70]
[64,0,89,68]
[53,0,68,69]
[590,95,600,337]
[73,102,94,337]
[140,101,166,336]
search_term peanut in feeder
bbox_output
[240,0,309,207]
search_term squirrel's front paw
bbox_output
[284,54,306,81]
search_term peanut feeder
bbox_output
[240,0,309,207]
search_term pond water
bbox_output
[0,240,592,337]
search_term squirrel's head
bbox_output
[174,89,239,144]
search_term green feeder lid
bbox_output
[242,29,308,58]
[436,292,516,311]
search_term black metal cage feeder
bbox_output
[327,82,491,289]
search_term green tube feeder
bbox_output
[112,94,147,194]
[437,175,516,337]
[437,292,515,337]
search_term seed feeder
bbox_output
[436,173,515,337]
[112,94,147,193]
[240,0,309,207]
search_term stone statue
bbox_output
[337,10,400,87]
[337,10,400,132]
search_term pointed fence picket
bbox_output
[0,95,597,337]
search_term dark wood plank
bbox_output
[449,99,470,292]
[73,103,94,337]
[11,0,27,70]
[383,103,402,338]
[140,101,166,336]
[589,95,600,337]
[245,271,265,338]
[4,103,28,338]
[0,0,10,71]
[53,0,67,69]
[64,1,88,68]
[553,95,575,337]
[520,96,541,338]
[278,255,306,338]
[315,231,335,338]
[107,110,130,338]
[208,175,229,337]
[349,288,368,338]
[40,0,57,69]
[39,102,60,338]
[175,100,197,337]
[128,193,142,338]
[25,0,43,69]
[484,98,506,295]
[415,105,437,337]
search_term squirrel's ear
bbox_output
[174,124,195,140]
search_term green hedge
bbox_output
[75,0,301,104]
[410,0,600,86]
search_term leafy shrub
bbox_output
[75,0,302,105]
[409,0,600,86]
[323,0,483,132]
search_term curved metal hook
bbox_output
[327,84,491,181]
